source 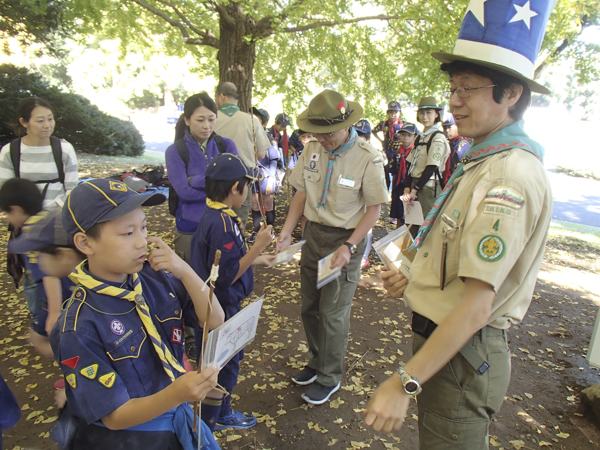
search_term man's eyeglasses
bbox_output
[314,131,335,138]
[442,85,497,99]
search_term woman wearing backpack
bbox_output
[401,97,451,236]
[166,92,239,263]
[0,97,78,210]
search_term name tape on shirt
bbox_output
[338,177,355,188]
[485,186,524,209]
[483,204,518,219]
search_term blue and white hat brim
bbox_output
[431,50,550,95]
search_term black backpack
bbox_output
[10,136,65,198]
[414,130,447,189]
[168,134,227,216]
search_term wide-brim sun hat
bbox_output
[417,97,443,111]
[431,0,555,95]
[296,89,363,133]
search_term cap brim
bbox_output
[431,51,551,95]
[296,101,364,133]
[8,236,47,254]
[100,192,166,224]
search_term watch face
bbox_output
[405,381,419,394]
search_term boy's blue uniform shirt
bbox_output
[190,206,253,313]
[51,263,196,425]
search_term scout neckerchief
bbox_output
[69,262,186,381]
[316,127,358,210]
[409,120,544,250]
[271,127,290,159]
[219,104,240,118]
[386,118,402,144]
[395,144,413,186]
[206,198,243,230]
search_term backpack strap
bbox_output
[174,138,190,168]
[9,139,21,178]
[50,136,65,185]
[213,135,227,154]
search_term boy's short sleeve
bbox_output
[58,329,131,424]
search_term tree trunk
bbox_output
[217,6,256,112]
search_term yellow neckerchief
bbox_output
[69,262,185,381]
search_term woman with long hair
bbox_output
[166,92,239,263]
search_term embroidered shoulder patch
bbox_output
[477,235,505,262]
[485,186,524,209]
[61,356,79,369]
[372,156,384,166]
[483,204,518,219]
[98,372,116,389]
[80,364,99,380]
[66,373,76,389]
[433,152,441,161]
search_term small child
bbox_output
[0,178,68,357]
[52,179,224,449]
[390,123,418,228]
[190,154,274,431]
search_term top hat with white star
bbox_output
[432,0,557,94]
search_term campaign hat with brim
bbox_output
[296,89,363,133]
[417,97,443,111]
[431,0,555,95]
[9,210,72,254]
[63,179,166,236]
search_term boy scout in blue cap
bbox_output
[0,178,73,357]
[442,113,471,184]
[374,101,404,190]
[191,154,274,431]
[389,123,418,228]
[53,179,223,449]
[366,1,555,448]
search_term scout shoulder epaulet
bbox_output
[62,287,87,333]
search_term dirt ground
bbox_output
[2,157,600,450]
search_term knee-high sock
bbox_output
[201,397,223,431]
[266,209,275,227]
[219,391,232,419]
[251,210,262,233]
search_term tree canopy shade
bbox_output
[64,0,600,115]
[0,0,69,45]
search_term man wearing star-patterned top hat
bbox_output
[365,1,556,448]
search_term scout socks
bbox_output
[252,210,262,233]
[201,397,223,431]
[266,210,275,227]
[219,393,232,419]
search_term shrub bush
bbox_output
[0,64,145,156]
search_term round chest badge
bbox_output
[477,235,505,262]
[309,160,316,169]
[110,319,125,336]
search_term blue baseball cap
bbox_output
[398,123,418,135]
[8,210,72,254]
[63,179,166,236]
[387,101,401,111]
[206,154,258,182]
[275,113,292,127]
[252,107,270,124]
[353,120,372,134]
[442,114,456,127]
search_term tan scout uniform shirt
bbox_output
[405,148,552,329]
[407,124,451,181]
[215,111,271,169]
[290,138,390,229]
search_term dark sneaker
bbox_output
[246,231,257,243]
[292,367,317,386]
[214,410,257,430]
[301,382,341,405]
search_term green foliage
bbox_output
[0,64,145,156]
[0,0,71,45]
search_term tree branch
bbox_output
[281,13,405,33]
[128,0,219,48]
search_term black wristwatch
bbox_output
[343,241,357,255]
[397,366,422,397]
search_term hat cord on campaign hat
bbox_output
[308,109,355,126]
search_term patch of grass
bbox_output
[545,220,600,273]
[554,166,600,181]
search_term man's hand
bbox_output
[330,245,351,270]
[364,374,410,432]
[147,236,188,279]
[401,188,417,205]
[253,254,276,267]
[381,267,409,299]
[276,231,292,253]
